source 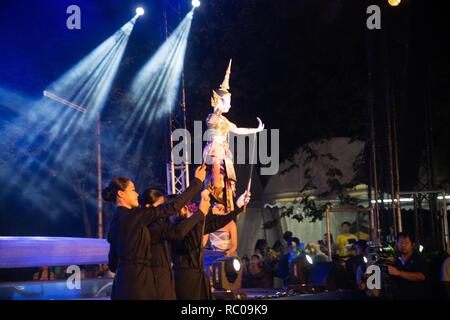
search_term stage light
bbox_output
[136,7,145,16]
[212,256,242,291]
[0,16,138,214]
[419,245,424,253]
[289,254,313,285]
[123,12,193,160]
[232,258,241,272]
[388,0,401,7]
[371,197,414,204]
[192,0,201,8]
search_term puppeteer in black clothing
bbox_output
[107,178,203,300]
[148,210,206,300]
[171,205,243,300]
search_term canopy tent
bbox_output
[236,137,370,257]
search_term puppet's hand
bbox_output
[256,117,265,132]
[237,191,251,208]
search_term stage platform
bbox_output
[0,237,364,300]
[0,279,364,300]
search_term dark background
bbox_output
[0,0,448,237]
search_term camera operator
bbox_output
[388,232,429,299]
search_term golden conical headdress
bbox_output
[211,59,232,107]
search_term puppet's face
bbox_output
[218,94,231,113]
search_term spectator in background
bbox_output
[304,242,328,263]
[272,241,283,256]
[276,243,291,287]
[336,221,358,259]
[247,254,271,288]
[440,243,450,299]
[388,232,429,299]
[241,256,251,288]
[346,240,370,289]
[319,233,337,259]
[283,231,293,248]
[354,222,370,241]
[99,264,115,279]
[288,237,303,265]
[32,266,56,281]
[254,239,268,258]
[267,241,283,288]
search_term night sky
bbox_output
[0,0,449,237]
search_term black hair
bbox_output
[251,254,261,261]
[323,233,334,244]
[397,232,414,243]
[283,231,293,242]
[140,188,164,207]
[254,239,268,252]
[341,221,352,227]
[102,177,131,203]
[272,240,283,251]
[165,194,177,202]
[355,239,368,250]
[291,237,300,246]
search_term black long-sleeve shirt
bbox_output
[171,206,242,271]
[149,211,204,268]
[107,178,203,272]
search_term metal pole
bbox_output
[382,12,399,238]
[387,104,398,236]
[181,73,190,187]
[367,30,381,244]
[370,207,377,245]
[442,193,449,252]
[326,208,332,261]
[418,195,424,244]
[392,95,402,233]
[96,114,103,239]
[413,193,420,244]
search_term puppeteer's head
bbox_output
[211,59,232,114]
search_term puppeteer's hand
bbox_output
[237,191,251,208]
[256,117,265,132]
[199,189,211,216]
[195,163,207,182]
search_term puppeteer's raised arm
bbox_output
[140,166,206,225]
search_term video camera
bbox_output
[367,244,396,268]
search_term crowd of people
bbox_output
[239,222,450,300]
[29,264,114,282]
